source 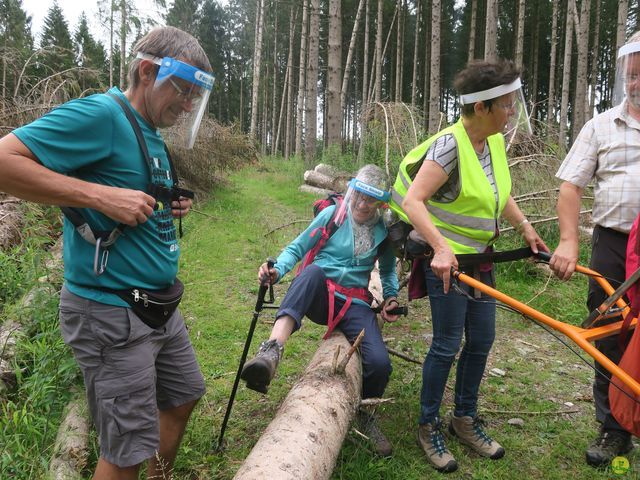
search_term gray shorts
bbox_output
[59,285,205,468]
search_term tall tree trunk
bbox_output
[529,0,540,119]
[342,0,366,115]
[250,0,265,140]
[109,2,114,87]
[515,0,525,70]
[295,0,309,157]
[484,0,498,61]
[559,0,575,148]
[547,0,559,130]
[423,0,432,130]
[326,0,342,148]
[428,0,441,133]
[411,0,421,107]
[617,0,629,53]
[572,0,591,142]
[374,0,383,104]
[305,0,320,167]
[586,0,600,122]
[119,0,126,88]
[361,0,370,115]
[468,0,477,63]
[284,6,298,159]
[395,0,404,102]
[271,1,279,155]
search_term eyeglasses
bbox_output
[495,100,518,112]
[625,73,640,84]
[353,192,382,207]
[168,78,203,103]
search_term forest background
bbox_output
[1,0,638,162]
[2,0,640,478]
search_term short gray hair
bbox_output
[355,164,389,191]
[128,26,212,89]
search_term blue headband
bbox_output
[155,56,215,90]
[349,179,391,202]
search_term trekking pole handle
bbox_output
[373,304,409,316]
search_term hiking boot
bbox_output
[355,409,393,457]
[585,428,633,467]
[448,414,505,459]
[417,419,458,473]
[240,339,284,394]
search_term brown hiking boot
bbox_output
[585,428,633,467]
[448,415,505,459]
[355,409,393,457]
[417,420,458,473]
[240,339,284,394]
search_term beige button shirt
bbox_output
[556,102,640,233]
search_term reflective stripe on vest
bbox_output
[389,119,511,254]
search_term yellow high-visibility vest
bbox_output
[389,119,511,254]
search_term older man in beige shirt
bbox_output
[551,32,640,467]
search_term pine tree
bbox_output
[40,1,75,71]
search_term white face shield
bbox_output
[613,42,640,111]
[460,77,532,137]
[137,52,215,149]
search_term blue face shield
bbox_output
[137,53,215,148]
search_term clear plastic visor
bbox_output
[460,78,532,137]
[335,179,390,226]
[137,53,215,149]
[613,42,640,111]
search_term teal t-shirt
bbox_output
[13,87,180,306]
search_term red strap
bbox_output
[296,226,329,275]
[323,279,371,339]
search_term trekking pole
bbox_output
[214,258,276,452]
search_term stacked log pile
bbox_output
[299,163,352,197]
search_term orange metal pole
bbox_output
[454,270,640,397]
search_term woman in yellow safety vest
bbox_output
[391,60,548,473]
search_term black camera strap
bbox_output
[61,92,187,275]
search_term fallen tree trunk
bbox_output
[303,170,349,193]
[233,332,362,480]
[47,395,90,480]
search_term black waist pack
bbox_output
[115,278,184,329]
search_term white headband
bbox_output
[619,41,640,59]
[136,52,162,65]
[459,78,522,105]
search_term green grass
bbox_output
[3,156,639,479]
[171,157,640,479]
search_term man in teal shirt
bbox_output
[0,26,213,479]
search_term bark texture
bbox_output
[233,332,362,480]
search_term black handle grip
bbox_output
[387,305,408,316]
[535,251,552,262]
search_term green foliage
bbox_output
[0,293,79,480]
[0,204,60,316]
[74,13,108,91]
[40,2,75,71]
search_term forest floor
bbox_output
[3,156,639,479]
[171,157,640,479]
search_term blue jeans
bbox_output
[419,266,496,424]
[276,265,392,399]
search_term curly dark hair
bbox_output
[454,59,521,116]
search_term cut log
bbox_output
[314,163,351,179]
[47,395,90,480]
[299,184,333,197]
[233,332,362,480]
[303,170,349,193]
